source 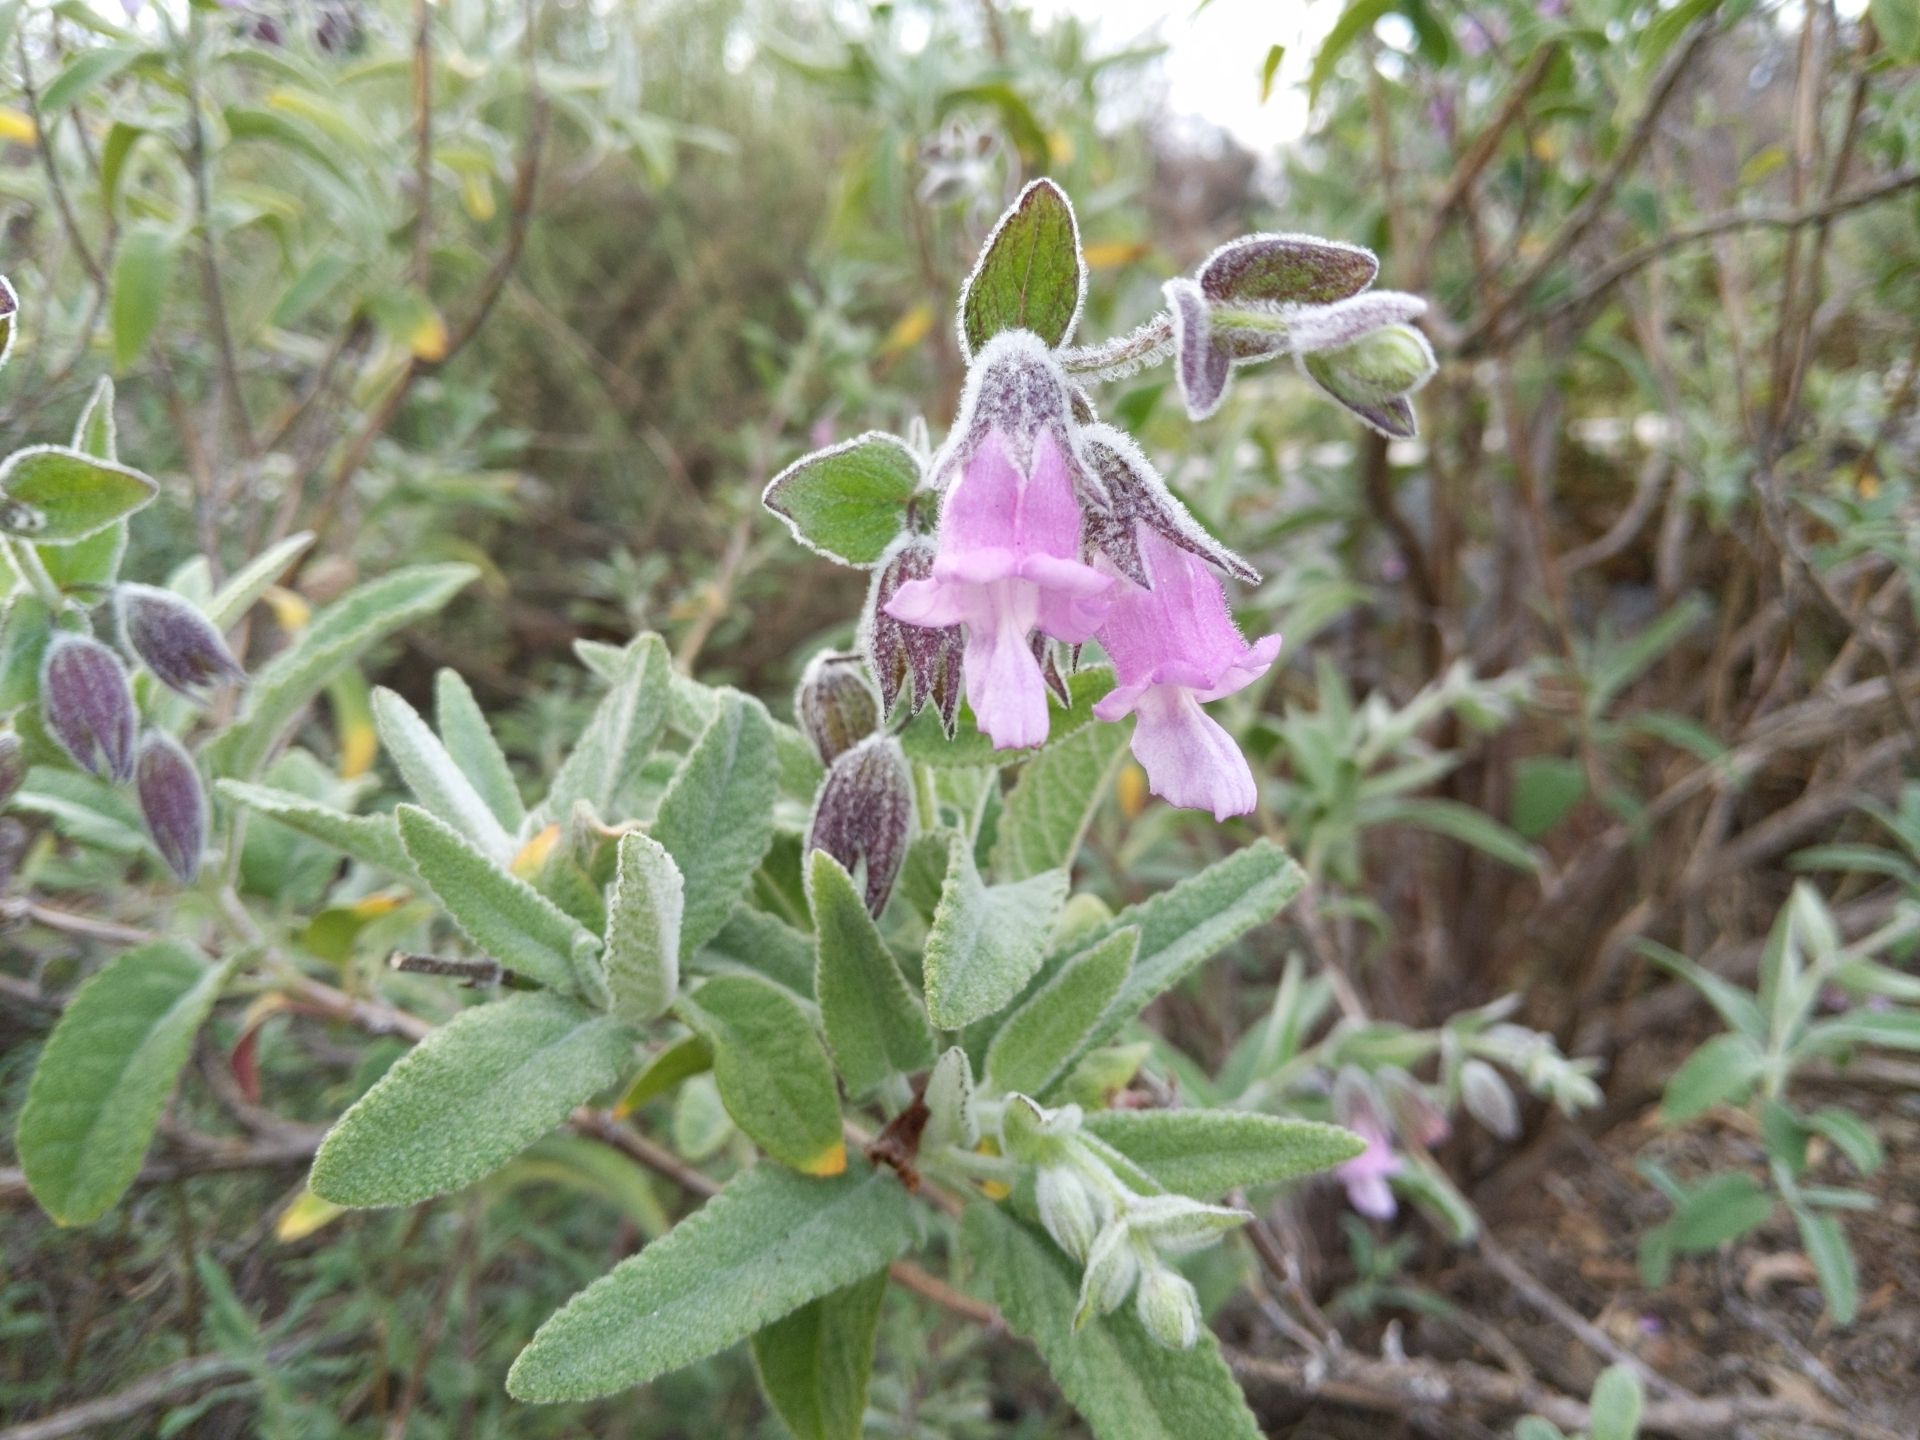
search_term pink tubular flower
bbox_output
[1091,529,1280,820]
[884,428,1113,749]
[1336,1116,1403,1221]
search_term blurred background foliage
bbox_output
[4,0,1920,1434]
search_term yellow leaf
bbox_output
[276,1188,346,1242]
[0,108,37,144]
[880,301,934,357]
[262,585,311,632]
[1083,241,1149,271]
[512,822,561,879]
[1047,131,1075,165]
[349,889,407,920]
[800,1140,848,1177]
[408,308,449,362]
[1117,762,1149,818]
[461,171,496,223]
[338,716,377,779]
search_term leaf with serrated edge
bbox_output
[434,668,525,832]
[605,832,684,1027]
[17,941,237,1225]
[509,1162,917,1402]
[678,975,846,1175]
[961,1204,1260,1440]
[750,1269,889,1440]
[1080,1111,1363,1197]
[310,992,634,1207]
[652,691,777,957]
[987,928,1136,1098]
[810,850,933,1096]
[924,836,1069,1030]
[396,804,599,995]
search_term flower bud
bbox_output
[116,583,245,696]
[1073,1219,1141,1329]
[0,731,23,811]
[1000,1094,1081,1166]
[1303,324,1436,407]
[863,536,962,734]
[794,650,880,766]
[1123,1193,1252,1257]
[1164,278,1230,421]
[923,1045,978,1151]
[135,730,206,882]
[1036,1164,1108,1262]
[1135,1265,1203,1351]
[1460,1057,1520,1140]
[41,634,136,782]
[805,735,913,917]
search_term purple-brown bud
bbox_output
[41,634,136,782]
[135,730,206,883]
[116,584,246,697]
[794,650,881,766]
[805,735,913,918]
[0,731,23,811]
[862,535,961,735]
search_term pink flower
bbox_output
[1336,1116,1403,1221]
[1091,529,1280,820]
[884,429,1113,749]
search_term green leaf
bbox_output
[923,837,1069,1029]
[1080,1111,1364,1198]
[1666,1172,1773,1252]
[809,850,934,1097]
[652,690,777,957]
[310,992,635,1208]
[209,563,476,780]
[959,178,1086,356]
[396,805,601,997]
[434,669,524,833]
[541,634,670,822]
[1259,43,1284,103]
[1638,941,1765,1040]
[1588,1364,1644,1440]
[693,904,817,999]
[604,832,684,1028]
[617,1032,711,1113]
[1048,840,1305,1067]
[678,975,846,1176]
[1509,755,1584,840]
[373,687,515,861]
[109,221,178,372]
[1792,1205,1858,1325]
[1362,797,1538,873]
[508,1162,916,1402]
[961,1203,1261,1440]
[762,433,921,568]
[1309,0,1395,107]
[750,1270,889,1440]
[17,941,236,1225]
[1661,1033,1765,1123]
[986,927,1136,1098]
[39,43,144,111]
[992,708,1131,880]
[0,445,158,542]
[1873,0,1920,62]
[216,780,410,874]
[1806,1107,1883,1175]
[204,531,314,631]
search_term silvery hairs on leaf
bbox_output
[1164,278,1232,422]
[116,583,246,697]
[805,734,914,919]
[135,730,207,882]
[928,330,1104,505]
[42,634,137,783]
[1197,232,1378,309]
[793,649,881,767]
[1077,423,1258,588]
[955,177,1087,360]
[861,534,961,732]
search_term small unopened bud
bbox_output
[135,730,206,883]
[1135,1265,1203,1350]
[1303,324,1435,407]
[0,731,23,810]
[1036,1164,1107,1262]
[116,584,245,696]
[42,634,136,782]
[794,650,880,765]
[1124,1193,1252,1257]
[1073,1220,1141,1329]
[806,735,913,917]
[923,1045,979,1150]
[863,536,961,734]
[1460,1058,1520,1139]
[1000,1094,1081,1166]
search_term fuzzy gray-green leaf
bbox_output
[986,927,1136,1098]
[541,633,671,822]
[1080,1110,1364,1198]
[605,832,684,1027]
[434,668,525,833]
[992,706,1131,880]
[216,780,410,875]
[810,849,933,1096]
[923,836,1069,1030]
[750,1270,889,1440]
[677,975,846,1176]
[959,178,1085,356]
[373,686,515,861]
[652,691,777,957]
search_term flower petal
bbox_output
[1128,686,1258,821]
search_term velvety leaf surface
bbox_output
[434,668,525,832]
[652,691,777,958]
[923,837,1069,1030]
[1080,1110,1364,1197]
[678,975,846,1176]
[604,832,684,1027]
[541,634,670,822]
[763,433,921,567]
[960,178,1085,355]
[985,927,1137,1098]
[810,850,934,1096]
[992,712,1131,880]
[750,1269,890,1440]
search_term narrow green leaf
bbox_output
[762,433,921,568]
[210,563,476,779]
[1873,0,1920,62]
[396,804,600,996]
[508,1162,917,1402]
[652,690,777,957]
[961,1204,1261,1440]
[39,43,144,111]
[986,927,1136,1098]
[810,849,934,1097]
[1667,1172,1773,1251]
[992,709,1131,880]
[678,975,846,1176]
[1364,797,1538,873]
[923,837,1069,1029]
[0,445,158,542]
[1079,1111,1363,1198]
[374,687,515,860]
[541,633,670,822]
[109,221,177,372]
[605,832,684,1028]
[692,904,817,999]
[17,941,236,1225]
[1661,1033,1764,1123]
[750,1270,889,1440]
[434,668,524,832]
[1806,1107,1883,1175]
[959,178,1086,356]
[204,531,314,631]
[1792,1205,1859,1324]
[216,779,409,874]
[310,992,635,1208]
[617,1032,711,1113]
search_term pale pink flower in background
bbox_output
[884,429,1112,749]
[1092,529,1280,820]
[1337,1116,1403,1220]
